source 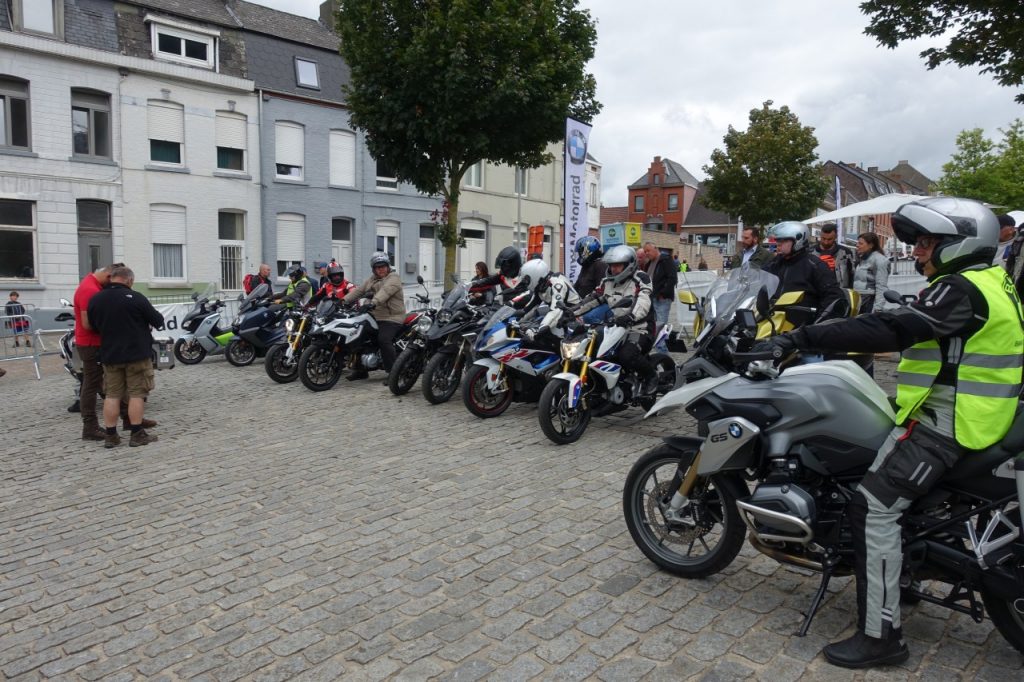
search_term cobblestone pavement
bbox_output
[2,353,1023,681]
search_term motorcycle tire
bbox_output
[623,444,746,578]
[173,337,206,365]
[422,352,462,405]
[298,343,343,392]
[982,586,1024,653]
[538,379,592,445]
[225,339,256,367]
[388,346,424,396]
[264,342,299,384]
[461,363,513,418]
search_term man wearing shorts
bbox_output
[87,266,165,448]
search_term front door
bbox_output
[418,236,435,283]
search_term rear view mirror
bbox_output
[756,287,770,318]
[191,292,199,301]
[678,290,697,304]
[416,275,425,285]
[883,289,903,305]
[451,273,459,283]
[59,298,71,307]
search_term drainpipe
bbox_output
[257,88,266,271]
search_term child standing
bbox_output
[4,291,30,347]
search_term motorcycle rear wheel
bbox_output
[538,379,592,445]
[388,346,424,396]
[982,586,1024,653]
[623,444,746,578]
[462,363,513,418]
[225,339,256,367]
[173,337,206,365]
[422,352,462,404]
[298,344,343,392]
[264,342,298,384]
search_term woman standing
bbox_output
[853,232,889,314]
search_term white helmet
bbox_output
[519,258,550,293]
[892,197,998,277]
[602,245,638,285]
[769,221,810,253]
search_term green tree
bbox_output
[336,0,600,281]
[861,1,1024,103]
[934,121,1024,208]
[701,101,829,227]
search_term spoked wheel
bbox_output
[173,337,206,365]
[623,444,746,577]
[264,342,299,384]
[388,346,425,396]
[225,339,256,367]
[422,352,463,404]
[538,379,592,445]
[298,344,343,392]
[461,363,513,418]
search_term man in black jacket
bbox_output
[87,266,165,448]
[764,221,844,325]
[643,242,676,352]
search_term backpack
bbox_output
[243,273,257,294]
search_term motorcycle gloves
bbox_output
[752,330,807,358]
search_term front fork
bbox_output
[285,318,307,361]
[664,451,704,524]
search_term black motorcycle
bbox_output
[263,300,333,384]
[225,284,288,367]
[385,276,437,395]
[419,280,493,404]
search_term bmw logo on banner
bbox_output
[567,129,587,165]
[563,118,592,283]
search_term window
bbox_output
[0,77,30,150]
[332,218,352,242]
[634,195,644,212]
[589,183,598,207]
[514,167,528,196]
[71,90,111,158]
[668,223,677,232]
[0,199,35,279]
[667,193,678,211]
[375,158,397,190]
[150,204,187,280]
[216,111,246,171]
[148,100,184,164]
[464,162,482,189]
[332,218,353,276]
[151,21,216,70]
[295,59,320,89]
[77,200,111,231]
[218,211,245,290]
[653,174,660,185]
[329,130,356,186]
[276,213,305,278]
[376,220,399,266]
[13,0,63,37]
[275,122,304,180]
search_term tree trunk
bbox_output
[443,178,461,283]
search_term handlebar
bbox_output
[732,348,785,362]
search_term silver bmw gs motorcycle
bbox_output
[623,312,1024,651]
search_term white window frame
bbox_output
[149,18,218,71]
[276,213,306,282]
[148,100,185,167]
[0,76,31,151]
[329,129,356,187]
[12,0,64,39]
[218,210,246,291]
[375,220,399,269]
[0,199,37,281]
[150,204,187,283]
[667,193,679,211]
[275,121,305,181]
[375,158,398,191]
[71,89,112,159]
[464,161,483,189]
[295,58,320,89]
[514,167,528,197]
[215,111,247,172]
[588,182,598,207]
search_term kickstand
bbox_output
[797,563,835,637]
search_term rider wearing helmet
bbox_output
[573,245,658,395]
[517,258,581,330]
[573,236,607,298]
[764,220,844,323]
[470,246,524,300]
[273,265,314,308]
[309,264,354,305]
[756,198,1024,669]
[341,252,406,381]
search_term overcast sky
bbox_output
[252,0,1022,207]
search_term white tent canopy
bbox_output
[803,193,922,224]
[1008,210,1024,227]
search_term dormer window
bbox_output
[147,15,219,70]
[295,59,320,89]
[12,0,64,39]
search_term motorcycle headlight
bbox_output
[315,316,326,326]
[560,339,584,360]
[284,319,295,332]
[437,309,453,324]
[416,316,432,334]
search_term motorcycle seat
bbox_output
[942,406,1024,481]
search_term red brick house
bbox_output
[627,156,700,234]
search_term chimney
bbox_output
[868,166,878,173]
[654,156,661,164]
[319,0,338,28]
[898,160,908,165]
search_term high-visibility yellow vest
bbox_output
[895,267,1024,450]
[283,276,313,307]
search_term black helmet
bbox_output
[892,197,998,277]
[286,265,306,281]
[327,265,345,285]
[495,246,523,278]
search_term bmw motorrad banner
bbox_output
[564,118,591,283]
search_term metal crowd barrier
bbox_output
[1,306,46,379]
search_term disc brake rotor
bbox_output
[645,479,713,546]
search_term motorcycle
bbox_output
[56,299,81,412]
[263,299,335,384]
[537,302,680,444]
[622,322,1024,651]
[173,286,235,365]
[420,279,493,405]
[225,283,288,367]
[386,276,438,395]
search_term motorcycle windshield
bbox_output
[239,283,269,312]
[701,265,779,338]
[442,283,468,311]
[315,299,338,317]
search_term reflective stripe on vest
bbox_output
[895,267,1024,450]
[284,277,313,307]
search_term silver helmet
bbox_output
[369,251,391,270]
[602,244,637,285]
[769,221,810,253]
[892,197,998,277]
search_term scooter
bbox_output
[225,283,290,367]
[173,286,235,365]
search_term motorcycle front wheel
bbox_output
[225,339,256,367]
[264,342,298,384]
[623,444,746,578]
[461,363,513,418]
[298,343,343,392]
[173,337,206,365]
[538,379,592,445]
[422,352,462,404]
[388,346,425,396]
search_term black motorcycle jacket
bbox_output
[574,260,607,299]
[764,250,844,322]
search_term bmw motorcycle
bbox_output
[173,287,235,365]
[56,299,82,411]
[263,299,335,384]
[622,324,1024,651]
[420,280,493,405]
[225,284,289,367]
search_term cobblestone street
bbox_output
[2,354,1023,680]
